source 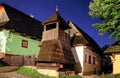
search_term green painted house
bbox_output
[0,29,40,57]
[0,4,43,65]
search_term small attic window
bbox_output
[46,23,56,31]
[22,40,28,48]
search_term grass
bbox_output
[84,74,120,78]
[0,63,4,67]
[60,75,81,78]
[17,66,120,78]
[16,66,120,78]
[101,74,120,78]
[16,66,82,78]
[16,66,55,78]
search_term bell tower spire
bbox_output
[56,5,58,12]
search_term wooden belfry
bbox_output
[37,6,75,70]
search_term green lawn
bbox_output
[100,74,120,78]
[16,66,82,78]
[17,66,120,78]
[16,66,55,78]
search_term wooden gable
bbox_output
[68,21,102,54]
[105,41,120,53]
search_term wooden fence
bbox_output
[3,55,35,66]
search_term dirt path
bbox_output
[0,66,19,73]
[0,72,30,78]
[83,75,102,78]
[0,66,30,78]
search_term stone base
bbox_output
[37,69,59,77]
[37,68,76,77]
[59,71,75,76]
[78,71,95,76]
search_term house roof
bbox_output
[42,11,70,30]
[1,3,43,40]
[42,12,60,25]
[105,41,120,53]
[68,21,102,54]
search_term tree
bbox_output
[89,0,120,40]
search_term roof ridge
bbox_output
[1,3,41,22]
[68,20,102,54]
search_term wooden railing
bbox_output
[42,28,71,47]
[42,28,58,41]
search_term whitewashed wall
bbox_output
[0,30,9,53]
[72,46,100,75]
[71,46,84,72]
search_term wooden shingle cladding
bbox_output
[68,21,102,54]
[37,39,74,64]
[105,41,120,53]
[1,3,43,40]
[71,35,87,46]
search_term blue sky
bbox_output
[0,0,115,47]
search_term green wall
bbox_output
[5,30,40,57]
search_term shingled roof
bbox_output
[68,21,102,54]
[37,39,75,64]
[42,11,70,30]
[105,41,120,53]
[1,3,43,40]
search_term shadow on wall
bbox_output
[101,55,113,74]
[71,48,82,74]
[74,62,82,74]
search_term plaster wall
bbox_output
[112,53,120,74]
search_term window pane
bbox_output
[85,54,87,63]
[93,57,95,64]
[88,55,91,64]
[22,40,28,48]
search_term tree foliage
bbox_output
[89,0,120,40]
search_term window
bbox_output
[88,55,91,64]
[93,57,95,64]
[46,24,56,31]
[85,54,87,63]
[22,40,28,48]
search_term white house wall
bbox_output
[71,46,84,72]
[0,30,8,54]
[72,46,101,75]
[83,47,101,75]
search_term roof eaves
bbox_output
[68,20,102,54]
